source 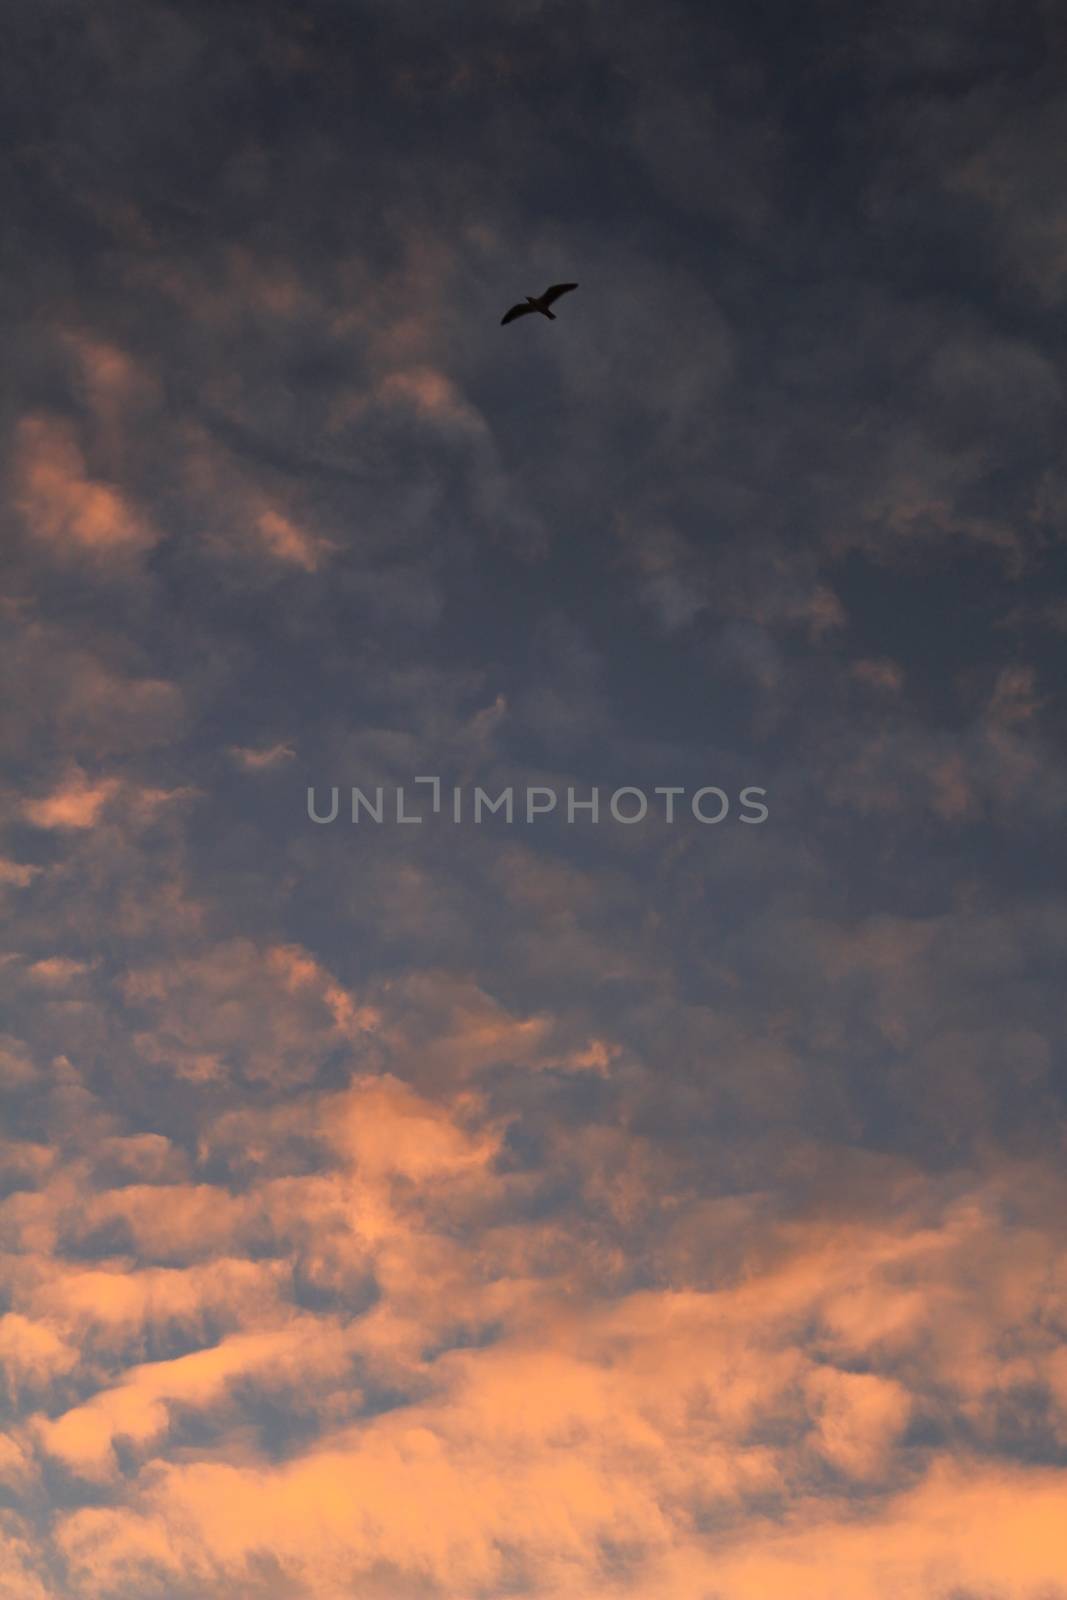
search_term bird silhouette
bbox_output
[501,283,578,325]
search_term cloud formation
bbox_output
[3,0,1066,1595]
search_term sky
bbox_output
[2,0,1067,1595]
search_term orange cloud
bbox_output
[228,740,296,770]
[372,971,551,1085]
[13,413,155,555]
[4,978,1065,1600]
[35,1317,354,1480]
[380,367,487,433]
[21,769,120,830]
[178,421,336,571]
[0,1038,37,1088]
[0,1513,49,1600]
[59,329,160,466]
[122,938,377,1086]
[804,1366,911,1479]
[23,958,92,988]
[2,1047,1065,1599]
[0,860,42,889]
[0,1314,78,1402]
[25,1258,288,1345]
[255,508,332,571]
[323,1073,502,1185]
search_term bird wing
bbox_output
[541,282,578,305]
[501,302,537,325]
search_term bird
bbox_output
[501,282,578,325]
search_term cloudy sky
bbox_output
[3,1,1067,1595]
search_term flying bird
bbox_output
[501,282,578,325]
